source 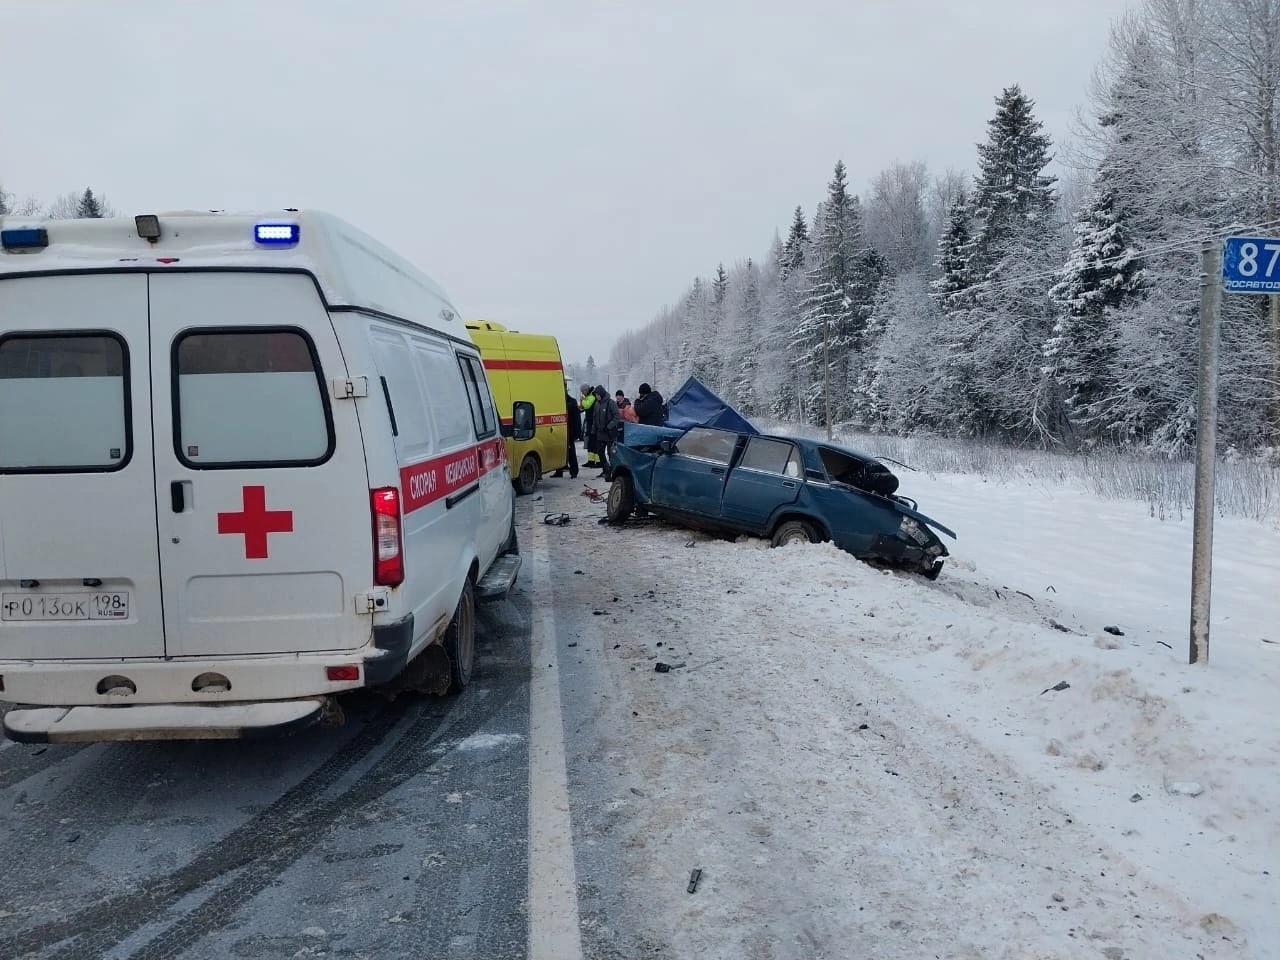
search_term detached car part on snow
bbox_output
[606,424,956,579]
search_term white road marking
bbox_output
[527,529,584,960]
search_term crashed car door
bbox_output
[720,436,802,531]
[650,427,739,518]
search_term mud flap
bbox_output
[379,642,453,698]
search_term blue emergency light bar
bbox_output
[254,223,300,246]
[1,228,49,251]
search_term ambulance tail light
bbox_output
[371,487,404,587]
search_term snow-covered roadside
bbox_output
[532,467,1278,958]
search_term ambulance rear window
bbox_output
[174,328,333,468]
[0,332,131,473]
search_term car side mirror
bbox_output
[512,401,535,441]
[658,438,676,455]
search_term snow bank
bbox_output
[536,462,1279,958]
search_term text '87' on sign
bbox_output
[1222,236,1280,294]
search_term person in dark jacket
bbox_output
[633,382,666,426]
[591,384,623,480]
[552,390,581,479]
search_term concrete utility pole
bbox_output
[1190,242,1222,665]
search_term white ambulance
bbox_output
[0,210,529,743]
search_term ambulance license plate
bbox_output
[1,592,131,622]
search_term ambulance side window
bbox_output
[410,340,472,450]
[457,355,498,439]
[371,328,434,461]
[173,328,333,468]
[0,332,130,473]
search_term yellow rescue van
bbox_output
[465,320,569,494]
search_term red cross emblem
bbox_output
[217,485,294,559]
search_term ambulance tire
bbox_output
[516,454,540,496]
[445,577,476,693]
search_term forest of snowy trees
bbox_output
[610,0,1280,455]
[0,184,113,222]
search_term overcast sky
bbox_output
[1,0,1124,365]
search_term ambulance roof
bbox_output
[0,209,464,337]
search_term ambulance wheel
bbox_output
[516,454,540,496]
[445,577,476,693]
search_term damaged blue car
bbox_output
[605,423,957,579]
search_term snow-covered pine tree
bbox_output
[931,191,973,303]
[794,161,876,426]
[769,211,811,419]
[1078,8,1230,453]
[679,278,711,385]
[928,192,982,434]
[729,259,763,416]
[780,206,808,281]
[1045,146,1146,444]
[0,181,10,216]
[941,85,1065,442]
[867,271,948,433]
[76,188,105,218]
[969,85,1058,261]
[700,263,729,390]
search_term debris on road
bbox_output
[1103,625,1125,636]
[687,868,702,894]
[654,662,687,673]
[1040,681,1071,695]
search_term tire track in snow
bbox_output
[12,660,526,960]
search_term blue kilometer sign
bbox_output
[1222,236,1280,293]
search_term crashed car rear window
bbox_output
[740,436,799,476]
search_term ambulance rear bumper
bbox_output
[3,698,326,743]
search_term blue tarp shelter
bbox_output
[662,376,759,435]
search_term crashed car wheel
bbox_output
[771,519,817,548]
[606,474,635,523]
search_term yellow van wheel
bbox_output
[516,454,540,496]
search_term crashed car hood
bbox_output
[892,499,957,540]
